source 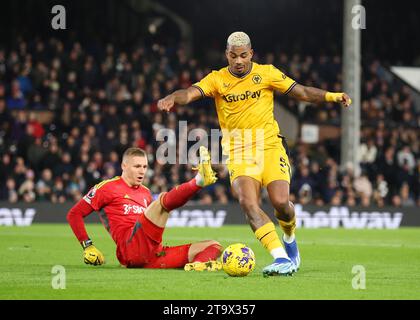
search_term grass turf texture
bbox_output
[1,224,419,300]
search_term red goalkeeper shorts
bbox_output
[117,213,191,268]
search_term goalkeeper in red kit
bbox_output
[67,146,222,271]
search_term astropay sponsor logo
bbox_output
[0,208,36,226]
[166,209,227,227]
[295,205,403,229]
[222,90,262,102]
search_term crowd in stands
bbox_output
[0,37,419,207]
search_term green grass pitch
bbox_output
[1,224,419,300]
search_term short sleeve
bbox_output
[192,71,218,98]
[82,185,109,211]
[269,65,297,95]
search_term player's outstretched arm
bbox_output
[67,199,105,266]
[288,83,352,107]
[157,86,203,112]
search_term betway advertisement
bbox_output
[0,202,418,228]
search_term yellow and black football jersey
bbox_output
[193,62,296,155]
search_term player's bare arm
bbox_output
[157,86,203,111]
[288,83,352,107]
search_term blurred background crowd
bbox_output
[0,37,419,207]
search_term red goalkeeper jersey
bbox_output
[74,176,153,245]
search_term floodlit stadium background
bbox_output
[1,0,420,302]
[0,0,419,223]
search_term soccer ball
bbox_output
[222,243,256,277]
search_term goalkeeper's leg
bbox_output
[184,240,223,271]
[144,146,217,228]
[143,240,222,270]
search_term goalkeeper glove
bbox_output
[81,239,105,266]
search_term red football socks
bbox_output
[193,244,222,262]
[161,178,201,211]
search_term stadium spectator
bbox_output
[27,137,47,171]
[0,154,13,184]
[292,166,317,199]
[17,169,36,202]
[0,177,18,203]
[7,80,26,110]
[354,172,373,200]
[35,168,54,201]
[400,182,416,207]
[373,174,389,204]
[397,146,416,172]
[391,194,402,207]
[51,178,67,204]
[359,138,377,174]
[343,189,354,206]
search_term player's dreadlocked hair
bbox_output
[226,31,251,48]
[122,147,147,163]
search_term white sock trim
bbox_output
[270,247,289,259]
[195,172,204,187]
[283,234,295,244]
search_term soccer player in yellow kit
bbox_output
[158,32,351,276]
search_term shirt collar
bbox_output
[228,62,254,79]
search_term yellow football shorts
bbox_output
[227,135,292,186]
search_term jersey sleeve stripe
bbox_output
[192,85,205,97]
[284,81,297,95]
[95,176,120,190]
